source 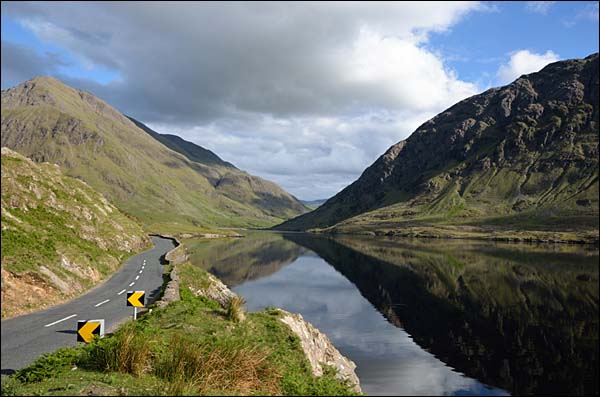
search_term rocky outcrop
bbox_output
[279,310,362,393]
[191,272,237,309]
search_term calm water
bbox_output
[184,232,599,396]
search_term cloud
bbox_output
[0,40,71,89]
[496,50,560,85]
[576,2,599,22]
[1,2,484,199]
[561,2,599,27]
[525,1,556,15]
[234,253,509,396]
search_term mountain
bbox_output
[1,148,148,318]
[276,54,599,242]
[1,76,308,232]
[300,199,327,209]
[127,116,235,168]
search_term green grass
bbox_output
[1,149,149,318]
[3,265,359,396]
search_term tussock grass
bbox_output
[226,295,247,323]
[84,323,152,376]
[78,323,281,395]
[156,333,280,395]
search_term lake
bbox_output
[183,232,599,396]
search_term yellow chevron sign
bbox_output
[77,320,104,343]
[127,291,145,307]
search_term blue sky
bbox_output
[431,1,599,83]
[1,14,120,85]
[1,1,598,199]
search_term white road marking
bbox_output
[129,282,135,286]
[94,299,110,307]
[139,270,143,274]
[44,314,77,327]
[135,275,140,280]
[117,289,127,295]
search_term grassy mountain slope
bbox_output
[276,54,599,242]
[1,77,307,232]
[127,116,236,168]
[1,148,149,318]
[128,117,308,221]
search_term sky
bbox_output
[1,1,598,200]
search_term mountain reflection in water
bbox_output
[183,232,599,396]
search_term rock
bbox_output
[164,239,188,265]
[155,266,180,308]
[278,310,361,393]
[155,243,182,308]
[192,272,237,308]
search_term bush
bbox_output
[15,347,82,383]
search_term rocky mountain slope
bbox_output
[276,54,599,242]
[1,77,308,232]
[1,148,148,318]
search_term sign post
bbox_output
[127,290,145,320]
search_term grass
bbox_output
[226,296,247,323]
[3,264,359,396]
[1,149,149,318]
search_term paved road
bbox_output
[1,236,176,373]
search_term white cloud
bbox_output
[577,2,599,22]
[525,1,556,15]
[496,50,560,85]
[2,2,485,200]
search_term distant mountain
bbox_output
[300,199,327,209]
[276,54,599,242]
[127,116,236,168]
[1,76,308,232]
[1,148,148,318]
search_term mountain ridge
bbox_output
[275,53,599,242]
[1,76,308,232]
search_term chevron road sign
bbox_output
[77,319,105,343]
[127,291,145,307]
[127,290,145,320]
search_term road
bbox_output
[1,235,176,373]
